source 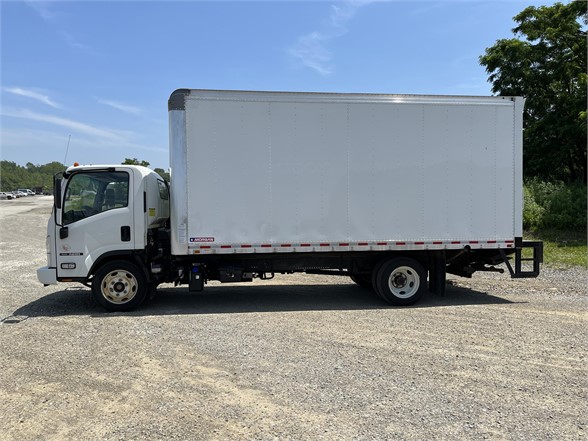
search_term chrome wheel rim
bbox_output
[101,270,138,304]
[387,266,420,299]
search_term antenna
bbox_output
[63,134,71,166]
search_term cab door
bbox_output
[56,169,135,279]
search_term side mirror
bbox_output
[54,178,62,209]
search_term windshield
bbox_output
[62,171,129,225]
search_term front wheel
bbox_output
[92,260,148,312]
[374,257,426,306]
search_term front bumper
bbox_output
[37,266,57,285]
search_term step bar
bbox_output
[500,239,543,278]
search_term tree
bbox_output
[480,1,587,183]
[122,158,150,167]
[1,160,65,192]
[121,158,169,180]
[153,168,170,182]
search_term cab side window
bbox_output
[63,172,129,225]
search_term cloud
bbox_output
[290,32,334,76]
[1,108,127,142]
[25,1,90,50]
[289,0,375,76]
[1,127,167,168]
[24,0,61,21]
[59,30,91,50]
[1,109,167,166]
[97,98,142,115]
[3,87,62,109]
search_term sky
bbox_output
[1,0,557,170]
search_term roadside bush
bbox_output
[523,179,587,231]
[523,186,545,230]
[542,184,587,230]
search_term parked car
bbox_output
[0,192,14,200]
[12,191,27,198]
[18,188,35,196]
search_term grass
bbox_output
[526,229,587,268]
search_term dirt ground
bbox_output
[0,197,586,440]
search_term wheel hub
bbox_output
[387,266,419,299]
[392,273,407,288]
[113,281,126,293]
[101,271,137,304]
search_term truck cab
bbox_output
[37,165,169,309]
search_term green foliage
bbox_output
[123,158,150,167]
[1,159,168,192]
[122,159,169,181]
[542,184,587,230]
[153,167,170,182]
[480,1,587,184]
[0,161,65,192]
[523,185,545,230]
[523,179,587,231]
[527,229,587,268]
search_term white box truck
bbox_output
[37,89,542,311]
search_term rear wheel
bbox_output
[92,260,147,312]
[374,257,426,306]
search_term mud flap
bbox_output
[429,251,446,296]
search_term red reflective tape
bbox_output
[200,245,211,249]
[241,244,252,248]
[396,242,406,245]
[281,244,291,247]
[433,241,442,245]
[451,241,461,244]
[261,244,271,248]
[220,245,231,249]
[487,240,497,244]
[339,243,349,246]
[377,242,387,246]
[320,243,330,247]
[415,241,424,245]
[505,240,514,244]
[300,243,311,247]
[469,241,479,244]
[358,242,368,246]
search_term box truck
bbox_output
[37,89,542,311]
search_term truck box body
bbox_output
[169,89,524,256]
[37,89,542,311]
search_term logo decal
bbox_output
[190,237,215,243]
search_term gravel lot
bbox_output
[1,197,586,440]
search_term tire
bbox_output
[92,260,148,312]
[371,260,387,299]
[350,274,373,289]
[374,257,426,306]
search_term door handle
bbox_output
[121,226,131,242]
